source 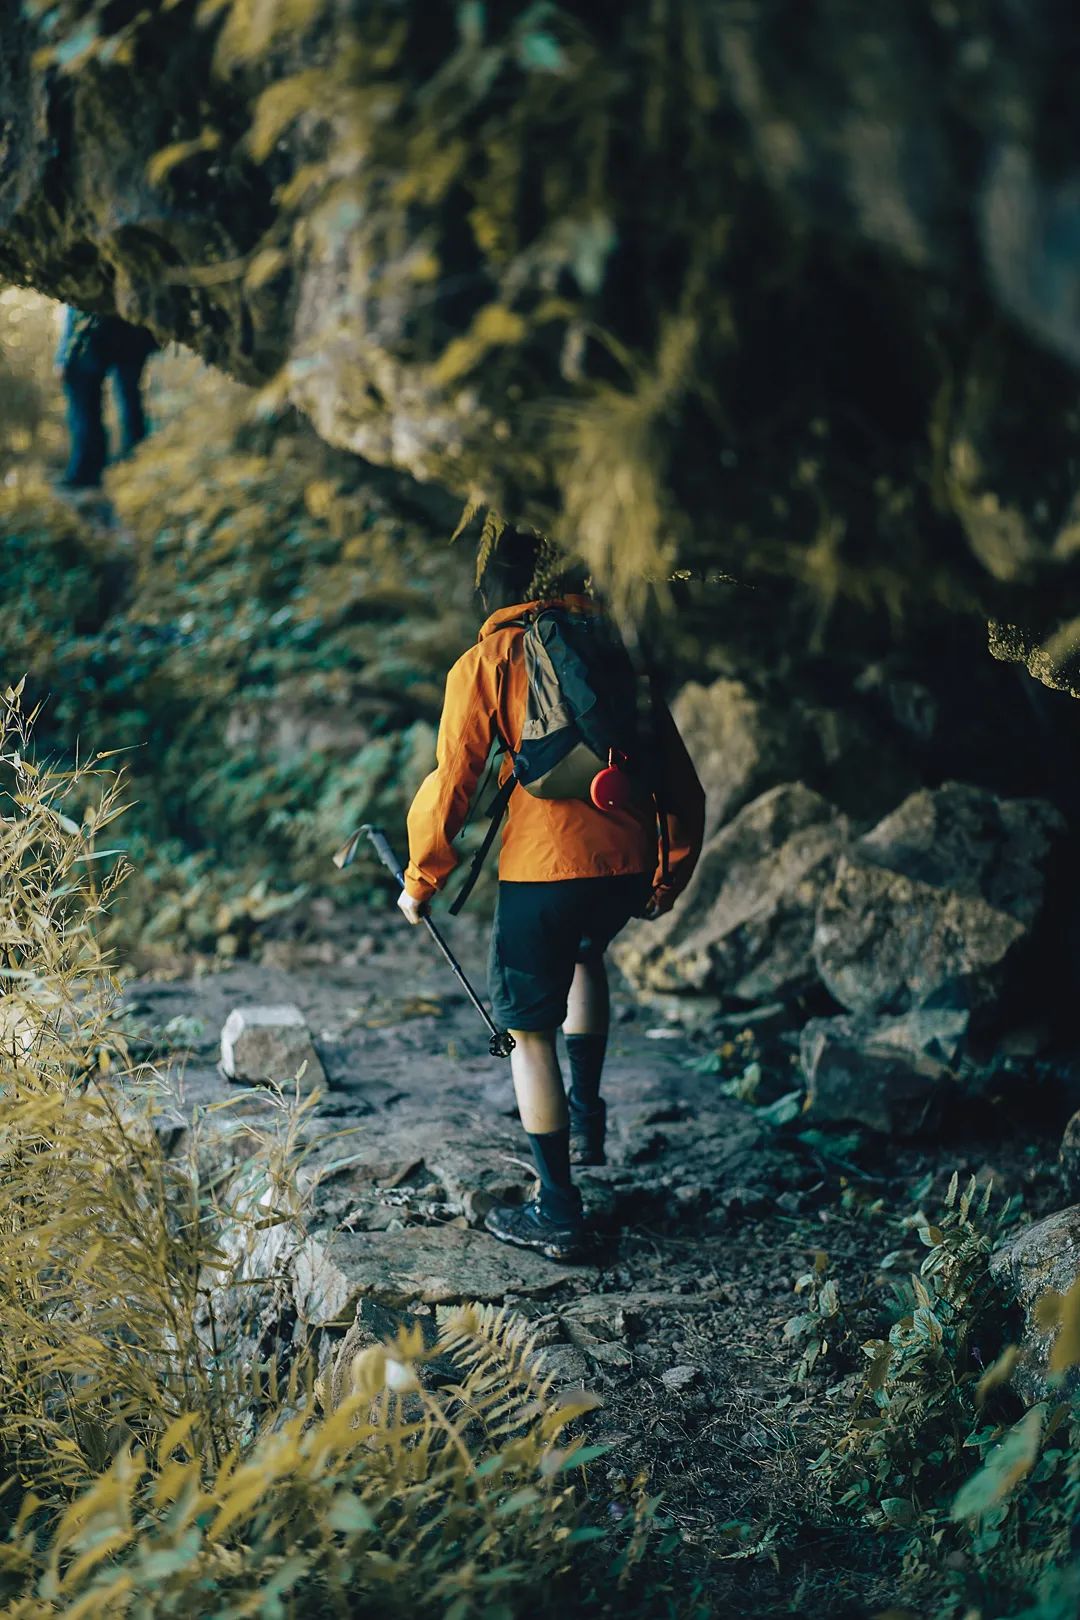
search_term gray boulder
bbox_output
[990,1206,1080,1402]
[671,679,808,841]
[814,784,1062,1017]
[800,1008,969,1133]
[670,677,915,843]
[614,783,848,1009]
[220,1004,327,1092]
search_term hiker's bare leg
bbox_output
[563,956,609,1037]
[507,1028,567,1134]
[495,1027,583,1240]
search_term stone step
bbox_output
[293,1223,594,1327]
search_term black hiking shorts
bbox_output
[488,874,651,1032]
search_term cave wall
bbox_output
[3,1,1080,678]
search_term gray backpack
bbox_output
[448,606,668,913]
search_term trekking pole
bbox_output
[333,825,515,1060]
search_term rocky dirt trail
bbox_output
[115,901,1065,1615]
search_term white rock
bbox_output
[661,1364,702,1391]
[220,1004,327,1091]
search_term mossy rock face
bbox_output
[4,1,1080,645]
[990,1206,1080,1402]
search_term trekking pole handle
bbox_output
[361,824,405,887]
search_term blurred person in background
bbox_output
[55,307,158,488]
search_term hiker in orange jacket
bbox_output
[398,529,705,1259]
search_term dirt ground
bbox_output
[116,895,1068,1619]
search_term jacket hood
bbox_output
[477,594,596,641]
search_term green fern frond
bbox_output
[449,490,485,544]
[473,509,508,587]
[438,1302,552,1407]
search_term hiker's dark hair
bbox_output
[478,527,589,611]
[478,527,541,610]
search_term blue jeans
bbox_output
[62,355,149,487]
[112,358,148,454]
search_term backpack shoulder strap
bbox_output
[448,774,515,915]
[447,630,525,915]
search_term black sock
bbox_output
[527,1128,583,1225]
[565,1033,607,1122]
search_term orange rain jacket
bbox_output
[403,597,706,908]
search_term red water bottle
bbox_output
[590,749,633,812]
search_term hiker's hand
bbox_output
[397,889,428,926]
[642,888,674,921]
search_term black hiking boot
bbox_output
[483,1198,586,1262]
[569,1101,606,1168]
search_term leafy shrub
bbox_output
[0,288,62,471]
[797,1171,1080,1619]
[783,1251,852,1385]
[0,1312,605,1618]
[824,1174,1018,1533]
[1,320,474,960]
[0,486,111,672]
